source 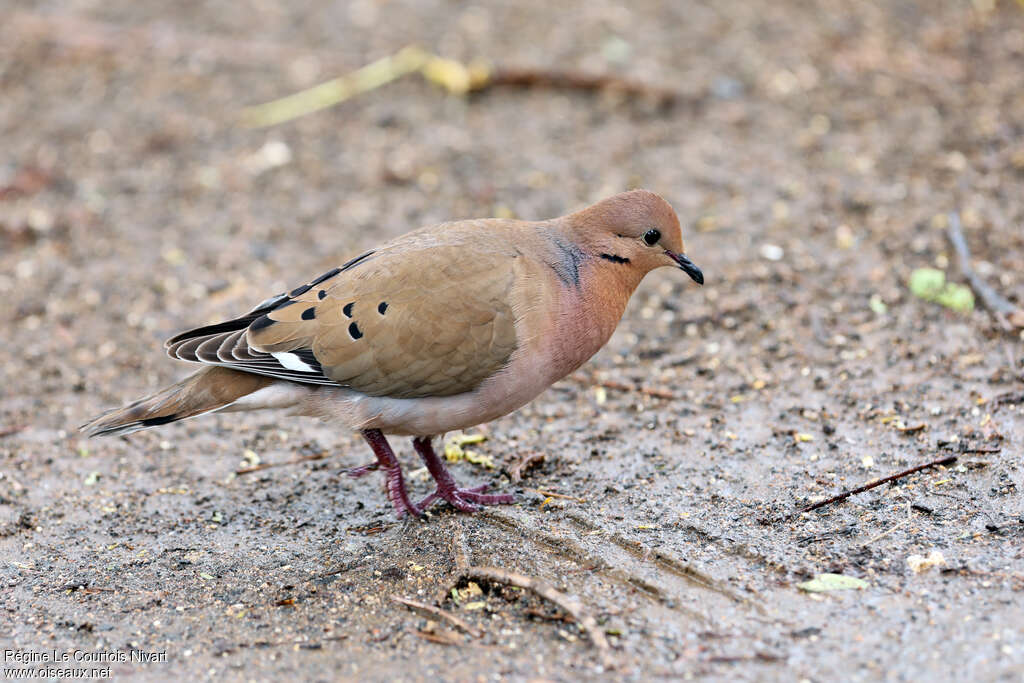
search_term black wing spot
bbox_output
[290,283,312,297]
[343,302,355,318]
[599,253,630,264]
[348,322,363,340]
[310,267,342,286]
[301,306,316,320]
[250,314,275,332]
[378,301,388,315]
[318,290,327,300]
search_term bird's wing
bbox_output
[166,241,520,398]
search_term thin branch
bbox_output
[801,455,958,513]
[414,628,463,646]
[946,212,1018,318]
[235,634,349,651]
[862,502,914,545]
[391,595,482,638]
[531,489,586,503]
[461,566,612,664]
[482,66,684,106]
[240,46,690,127]
[507,452,545,483]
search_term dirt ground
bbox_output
[2,0,1023,680]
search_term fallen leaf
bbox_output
[909,268,945,298]
[909,268,974,312]
[798,573,868,592]
[907,551,946,573]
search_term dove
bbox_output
[82,189,704,517]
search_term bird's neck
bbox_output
[534,241,643,380]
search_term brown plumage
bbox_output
[82,367,273,436]
[82,190,703,517]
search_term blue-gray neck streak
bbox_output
[543,229,586,288]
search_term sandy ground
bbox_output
[2,0,1023,680]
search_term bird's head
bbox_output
[568,189,703,285]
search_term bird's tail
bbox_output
[81,367,275,437]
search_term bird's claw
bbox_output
[417,482,516,513]
[346,461,380,478]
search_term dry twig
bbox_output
[414,628,463,646]
[391,595,482,638]
[531,488,586,503]
[801,455,957,513]
[946,212,1022,328]
[507,452,545,483]
[481,66,682,106]
[461,566,612,663]
[862,502,915,545]
[240,45,688,127]
[235,634,349,650]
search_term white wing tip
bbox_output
[272,351,316,373]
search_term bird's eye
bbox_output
[642,229,661,246]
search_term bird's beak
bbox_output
[665,250,704,285]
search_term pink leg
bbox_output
[412,436,515,513]
[361,430,422,519]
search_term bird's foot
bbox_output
[417,482,515,513]
[346,461,379,478]
[384,464,423,519]
[361,429,423,519]
[411,436,515,513]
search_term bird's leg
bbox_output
[360,429,422,519]
[412,436,515,512]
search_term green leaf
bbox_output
[909,268,947,299]
[909,268,974,312]
[934,283,974,312]
[797,573,868,592]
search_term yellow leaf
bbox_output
[421,56,472,94]
[798,573,868,592]
[463,450,495,469]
